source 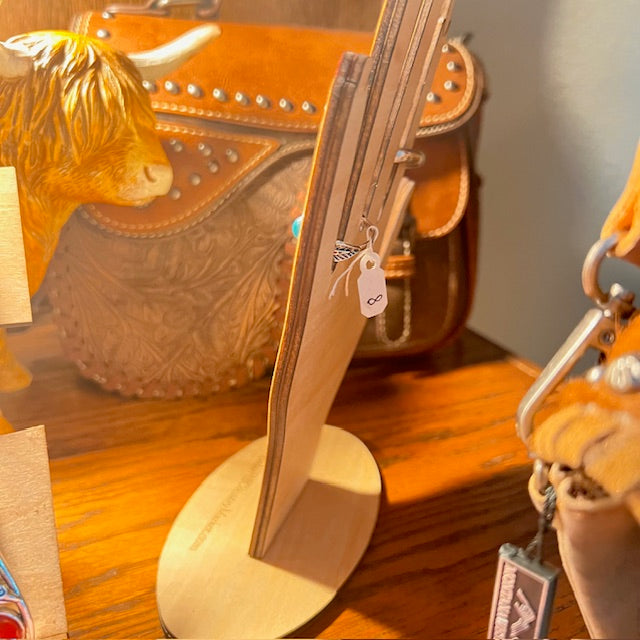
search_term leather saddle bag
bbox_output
[45,8,485,398]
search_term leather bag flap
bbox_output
[80,120,312,236]
[73,12,482,135]
[72,12,483,237]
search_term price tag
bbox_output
[357,251,388,318]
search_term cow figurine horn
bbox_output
[127,23,220,82]
[0,41,31,78]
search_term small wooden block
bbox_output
[0,167,31,327]
[157,424,380,639]
[0,426,67,639]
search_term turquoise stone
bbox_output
[292,215,303,239]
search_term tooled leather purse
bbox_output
[45,5,485,398]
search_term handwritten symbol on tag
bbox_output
[328,224,388,317]
[357,251,388,318]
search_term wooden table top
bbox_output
[1,315,587,639]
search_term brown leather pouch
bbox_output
[520,234,640,638]
[46,9,485,397]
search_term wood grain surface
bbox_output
[0,312,588,639]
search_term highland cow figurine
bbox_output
[0,25,217,392]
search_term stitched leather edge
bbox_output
[72,12,482,134]
[79,122,315,238]
[421,134,470,238]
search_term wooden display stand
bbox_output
[156,0,454,637]
[0,167,66,639]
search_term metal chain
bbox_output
[374,236,413,346]
[374,272,412,346]
[525,485,556,563]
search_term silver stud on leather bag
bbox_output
[301,101,317,114]
[446,60,461,72]
[212,88,228,102]
[207,160,220,173]
[235,92,250,106]
[225,148,239,163]
[169,139,184,152]
[96,28,111,39]
[256,94,272,109]
[164,80,180,95]
[278,98,294,112]
[187,84,204,98]
[442,43,450,53]
[189,173,202,186]
[444,80,459,91]
[142,80,158,93]
[197,143,213,157]
[426,92,441,103]
[169,187,182,200]
[101,11,114,19]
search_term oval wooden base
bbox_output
[156,424,381,639]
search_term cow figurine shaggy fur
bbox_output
[0,26,217,396]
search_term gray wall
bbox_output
[451,0,640,365]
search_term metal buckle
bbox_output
[516,234,636,442]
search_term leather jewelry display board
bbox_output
[44,7,484,398]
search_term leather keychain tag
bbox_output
[488,544,558,639]
[487,487,559,639]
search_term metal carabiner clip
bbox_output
[516,234,636,443]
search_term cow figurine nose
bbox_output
[144,163,173,195]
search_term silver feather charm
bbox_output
[333,240,366,263]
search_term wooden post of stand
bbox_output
[157,1,454,637]
[0,167,67,639]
